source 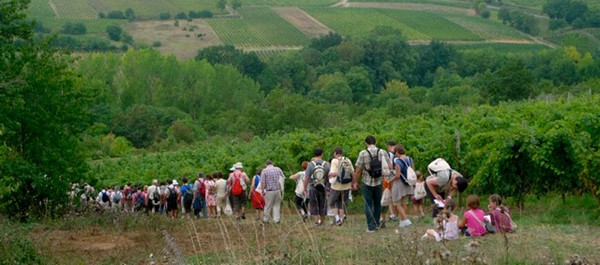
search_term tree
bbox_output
[309,32,343,52]
[310,72,353,104]
[106,25,122,41]
[1,0,91,219]
[476,59,534,104]
[231,0,242,10]
[217,0,227,13]
[61,22,87,35]
[125,8,135,20]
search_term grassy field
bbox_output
[442,13,532,41]
[453,43,551,53]
[89,0,222,18]
[346,0,472,9]
[2,194,599,264]
[546,30,600,54]
[208,7,310,49]
[35,17,127,34]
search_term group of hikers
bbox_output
[75,135,516,239]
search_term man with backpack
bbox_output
[123,183,133,212]
[111,186,123,211]
[165,179,180,219]
[228,162,250,221]
[147,180,161,214]
[260,160,285,224]
[180,177,194,218]
[328,147,354,226]
[303,148,331,226]
[352,135,392,233]
[193,173,208,219]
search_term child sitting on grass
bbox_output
[488,194,515,233]
[459,195,487,237]
[422,199,458,242]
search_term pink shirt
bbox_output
[464,209,487,237]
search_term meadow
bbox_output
[2,194,599,264]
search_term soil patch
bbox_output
[123,20,221,60]
[272,7,334,38]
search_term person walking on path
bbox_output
[260,160,285,224]
[304,148,331,226]
[352,135,391,232]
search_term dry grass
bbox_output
[25,205,600,264]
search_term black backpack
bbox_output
[167,187,177,205]
[101,191,110,203]
[366,149,382,178]
[183,184,193,201]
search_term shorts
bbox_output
[329,189,350,209]
[412,197,423,205]
[183,198,192,213]
[167,201,178,211]
[230,193,246,212]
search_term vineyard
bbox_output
[442,13,533,41]
[88,0,220,18]
[452,43,551,53]
[37,17,126,34]
[90,94,600,206]
[346,0,473,9]
[208,7,310,48]
[50,0,98,19]
[28,0,56,18]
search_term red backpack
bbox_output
[231,173,243,196]
[198,178,206,196]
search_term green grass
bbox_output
[244,0,338,6]
[546,30,600,54]
[208,7,310,48]
[51,0,98,19]
[88,0,222,18]
[453,43,551,53]
[442,13,532,41]
[303,7,429,39]
[377,9,483,41]
[346,0,472,9]
[35,17,127,34]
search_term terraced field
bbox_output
[208,7,310,49]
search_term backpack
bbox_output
[231,173,244,196]
[413,182,426,200]
[366,149,383,178]
[136,192,145,206]
[184,184,193,201]
[124,188,132,200]
[101,191,109,203]
[399,157,417,186]
[311,160,327,191]
[197,178,206,196]
[167,187,177,205]
[428,158,451,175]
[337,157,353,184]
[113,191,122,204]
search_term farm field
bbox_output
[29,0,56,18]
[271,7,333,38]
[546,30,600,54]
[123,20,221,60]
[207,7,310,49]
[347,0,472,9]
[88,0,222,18]
[453,43,551,53]
[50,0,98,19]
[441,13,533,42]
[36,17,127,34]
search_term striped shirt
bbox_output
[355,145,391,187]
[261,165,284,191]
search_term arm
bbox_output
[426,177,443,201]
[458,215,467,229]
[352,167,362,190]
[290,173,299,180]
[394,163,401,181]
[260,173,266,192]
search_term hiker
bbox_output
[166,179,180,218]
[193,173,208,219]
[424,159,468,218]
[159,181,167,215]
[304,148,331,226]
[97,188,111,209]
[422,199,459,242]
[459,195,487,237]
[250,168,265,221]
[390,144,414,227]
[328,147,354,226]
[215,172,228,217]
[228,162,250,220]
[205,174,217,218]
[147,180,161,214]
[123,183,133,212]
[352,135,391,233]
[383,141,397,223]
[260,160,285,224]
[412,171,426,217]
[180,177,194,218]
[133,186,146,212]
[290,161,309,222]
[111,186,123,211]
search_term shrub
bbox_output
[98,12,106,18]
[174,20,179,27]
[106,25,122,41]
[61,22,87,35]
[480,9,491,19]
[175,12,187,19]
[159,12,171,20]
[198,10,213,18]
[107,10,125,19]
[152,41,162,47]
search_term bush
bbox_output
[159,12,171,20]
[198,10,213,18]
[98,12,105,18]
[480,9,491,19]
[152,41,162,47]
[549,19,568,30]
[61,22,87,35]
[106,25,122,41]
[175,12,187,19]
[174,20,179,27]
[107,10,125,19]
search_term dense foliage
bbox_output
[1,0,91,219]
